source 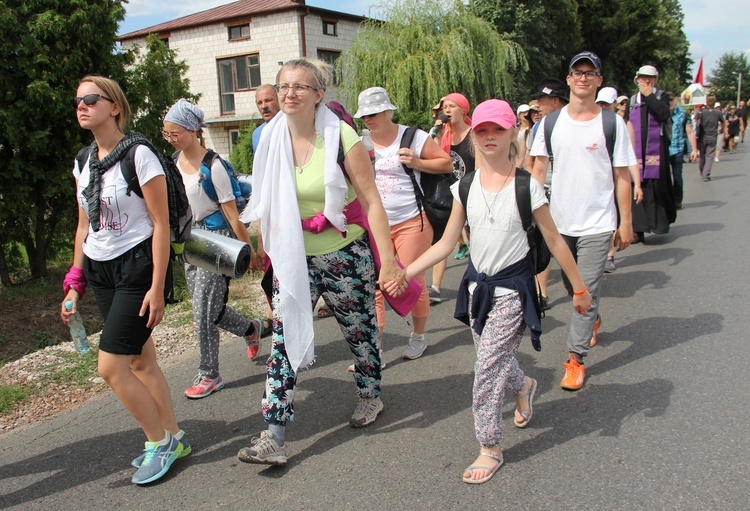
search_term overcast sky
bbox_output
[120,0,750,80]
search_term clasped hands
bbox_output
[380,262,409,297]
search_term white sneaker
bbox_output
[349,396,384,428]
[714,157,720,162]
[403,333,427,360]
[428,285,442,304]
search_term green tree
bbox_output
[229,125,256,175]
[0,0,127,284]
[576,0,691,96]
[340,0,526,129]
[469,0,582,101]
[0,4,198,284]
[708,51,750,104]
[123,34,200,153]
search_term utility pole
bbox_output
[738,73,742,106]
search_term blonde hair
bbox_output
[470,126,519,163]
[79,75,131,132]
[276,58,332,94]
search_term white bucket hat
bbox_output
[634,65,659,85]
[353,87,397,118]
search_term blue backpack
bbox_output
[186,150,251,231]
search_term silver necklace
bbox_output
[479,169,513,221]
[293,136,314,173]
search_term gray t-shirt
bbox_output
[697,109,724,140]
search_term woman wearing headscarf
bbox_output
[162,99,263,399]
[427,93,475,302]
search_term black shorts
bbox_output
[84,238,172,355]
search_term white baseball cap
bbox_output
[516,104,530,115]
[595,87,618,105]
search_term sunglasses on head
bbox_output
[72,93,114,109]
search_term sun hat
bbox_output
[531,78,569,103]
[471,99,516,130]
[528,100,541,111]
[616,95,629,104]
[569,51,603,71]
[595,87,618,105]
[353,87,397,118]
[634,65,659,84]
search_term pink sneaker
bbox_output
[184,375,225,399]
[245,318,262,360]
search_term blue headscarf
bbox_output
[164,98,206,132]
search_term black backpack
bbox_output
[457,168,551,276]
[75,139,192,247]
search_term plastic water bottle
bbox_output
[64,300,90,354]
[361,130,376,165]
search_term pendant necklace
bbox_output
[293,135,314,174]
[479,168,513,221]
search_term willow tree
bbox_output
[340,0,526,128]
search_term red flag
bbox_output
[694,58,704,85]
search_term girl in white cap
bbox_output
[386,99,591,484]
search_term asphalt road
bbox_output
[1,146,749,510]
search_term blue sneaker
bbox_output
[131,433,183,485]
[132,431,191,468]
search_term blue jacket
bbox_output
[454,252,542,351]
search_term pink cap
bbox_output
[471,99,516,130]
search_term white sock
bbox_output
[173,429,185,441]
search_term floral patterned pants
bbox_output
[262,236,382,425]
[469,292,527,448]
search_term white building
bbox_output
[119,0,366,156]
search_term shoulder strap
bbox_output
[514,168,534,245]
[120,144,143,198]
[601,108,617,164]
[543,109,562,164]
[399,126,425,231]
[458,171,473,211]
[75,146,92,173]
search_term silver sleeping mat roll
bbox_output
[182,228,252,279]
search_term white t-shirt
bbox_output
[74,145,165,261]
[451,170,547,296]
[179,156,234,223]
[373,125,429,226]
[530,107,636,237]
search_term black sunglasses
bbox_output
[72,93,115,109]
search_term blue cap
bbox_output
[569,51,602,71]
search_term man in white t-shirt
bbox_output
[531,51,636,391]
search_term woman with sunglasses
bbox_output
[235,58,404,465]
[61,76,189,485]
[162,99,263,399]
[387,100,591,484]
[353,86,451,363]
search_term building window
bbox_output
[228,23,250,41]
[317,50,341,85]
[322,20,337,36]
[217,54,262,114]
[159,37,169,48]
[228,129,241,153]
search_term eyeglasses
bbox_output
[72,93,114,109]
[569,70,601,80]
[274,83,319,95]
[161,129,186,141]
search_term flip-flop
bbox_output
[462,452,503,484]
[514,377,537,428]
